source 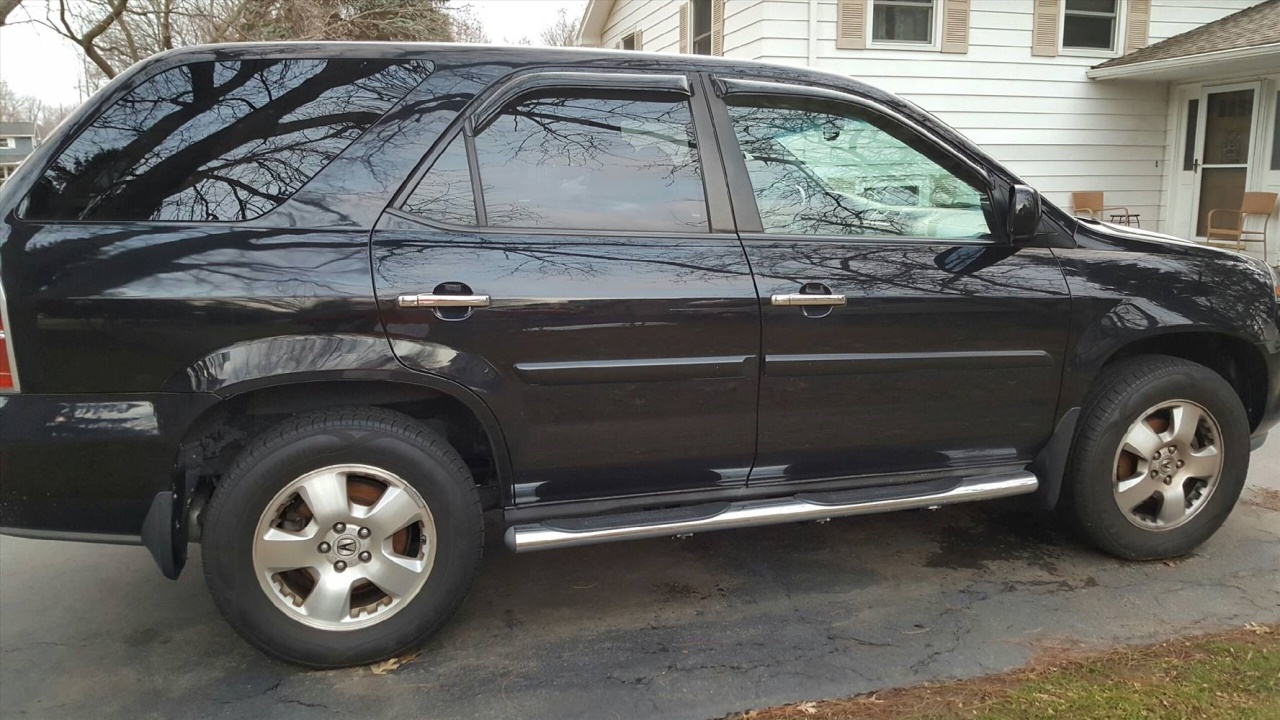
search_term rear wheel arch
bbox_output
[175,374,513,543]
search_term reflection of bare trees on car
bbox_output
[25,59,432,223]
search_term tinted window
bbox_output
[726,99,991,239]
[470,91,707,232]
[403,134,476,226]
[25,59,431,222]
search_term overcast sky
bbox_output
[0,0,587,107]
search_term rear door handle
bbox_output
[398,294,491,308]
[770,293,847,307]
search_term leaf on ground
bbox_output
[370,651,421,675]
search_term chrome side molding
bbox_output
[505,470,1038,552]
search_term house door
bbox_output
[1190,83,1262,239]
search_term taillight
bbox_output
[0,319,12,391]
[0,285,14,392]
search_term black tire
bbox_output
[201,407,483,668]
[1061,354,1250,560]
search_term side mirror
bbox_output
[1007,184,1041,243]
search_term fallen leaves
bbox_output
[370,651,420,675]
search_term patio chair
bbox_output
[1071,191,1139,226]
[1204,192,1277,252]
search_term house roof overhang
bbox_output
[1087,41,1280,82]
[576,0,617,47]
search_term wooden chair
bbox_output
[1205,192,1277,252]
[1071,191,1139,226]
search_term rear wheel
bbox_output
[202,408,482,668]
[1061,355,1250,560]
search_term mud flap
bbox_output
[141,491,185,579]
[1030,407,1079,511]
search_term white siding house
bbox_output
[579,0,1280,265]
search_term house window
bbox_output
[872,0,935,44]
[1271,92,1279,171]
[1183,99,1199,172]
[691,0,713,54]
[621,32,638,50]
[0,138,15,149]
[1062,0,1118,51]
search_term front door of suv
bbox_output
[371,71,760,507]
[707,77,1072,485]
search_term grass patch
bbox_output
[734,624,1279,720]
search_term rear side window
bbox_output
[24,58,431,222]
[403,90,708,233]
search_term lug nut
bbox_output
[1176,460,1185,468]
[1152,453,1161,461]
[357,527,370,539]
[358,551,372,562]
[334,560,347,572]
[333,522,346,533]
[1164,478,1173,485]
[1151,469,1159,477]
[318,541,331,553]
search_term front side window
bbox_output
[403,91,708,233]
[1062,0,1118,51]
[25,58,431,222]
[873,0,935,44]
[691,0,713,55]
[725,97,991,239]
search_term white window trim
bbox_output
[0,138,16,149]
[868,0,940,51]
[1059,0,1127,58]
[690,0,714,55]
[620,31,638,50]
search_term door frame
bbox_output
[1189,80,1264,239]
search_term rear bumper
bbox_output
[0,392,217,538]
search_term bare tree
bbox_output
[15,0,460,84]
[0,0,21,25]
[538,7,579,47]
[448,3,489,43]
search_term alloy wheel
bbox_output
[252,464,436,630]
[1112,400,1223,531]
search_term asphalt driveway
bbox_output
[2,441,1278,720]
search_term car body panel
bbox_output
[0,43,1274,573]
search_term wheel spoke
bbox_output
[1122,421,1163,459]
[257,526,321,572]
[360,485,423,539]
[1168,403,1203,447]
[1115,475,1162,509]
[302,573,355,623]
[297,469,351,527]
[1181,447,1222,480]
[366,552,426,599]
[1157,484,1188,525]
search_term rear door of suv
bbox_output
[371,70,760,508]
[703,75,1073,486]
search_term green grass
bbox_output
[736,625,1279,720]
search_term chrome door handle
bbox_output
[770,293,846,307]
[398,294,491,308]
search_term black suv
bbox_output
[1,44,1277,668]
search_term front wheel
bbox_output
[1061,355,1250,560]
[201,408,483,668]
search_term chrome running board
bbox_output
[505,470,1038,553]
